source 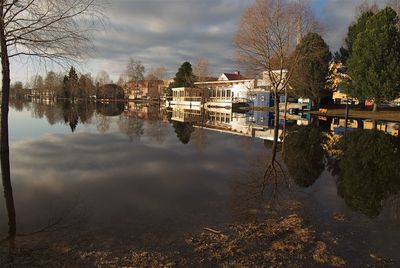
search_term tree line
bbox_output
[11,67,110,100]
[11,57,170,101]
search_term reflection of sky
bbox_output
[9,109,70,141]
[9,107,101,142]
[1,108,265,244]
[2,106,400,257]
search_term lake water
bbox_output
[1,100,400,266]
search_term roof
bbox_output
[194,76,218,82]
[222,72,247,81]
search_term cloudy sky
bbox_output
[10,0,395,83]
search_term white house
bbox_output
[170,87,203,107]
[170,70,289,108]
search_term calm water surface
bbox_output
[1,100,400,264]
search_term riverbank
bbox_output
[310,108,400,122]
[0,204,346,267]
[246,106,400,122]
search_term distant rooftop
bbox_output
[220,71,247,81]
[194,76,218,82]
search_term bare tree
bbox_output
[78,73,95,98]
[193,57,210,106]
[193,58,209,81]
[126,58,145,82]
[0,0,102,258]
[125,58,145,99]
[117,73,127,87]
[95,70,110,87]
[146,65,166,99]
[44,71,63,100]
[234,0,318,183]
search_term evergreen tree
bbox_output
[290,33,331,108]
[171,62,195,88]
[340,10,375,63]
[167,62,195,98]
[347,7,400,111]
[67,67,79,99]
[63,75,70,98]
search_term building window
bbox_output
[227,90,231,98]
[260,95,265,101]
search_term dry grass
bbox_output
[186,214,346,267]
[311,109,400,121]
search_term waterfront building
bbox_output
[170,70,289,109]
[125,79,164,100]
[170,87,203,107]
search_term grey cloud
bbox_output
[314,0,390,51]
[87,0,253,79]
[10,0,396,82]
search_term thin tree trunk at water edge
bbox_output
[0,5,17,258]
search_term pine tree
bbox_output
[68,67,79,99]
[347,7,400,111]
[290,33,331,108]
[171,62,194,88]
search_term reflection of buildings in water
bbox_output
[363,120,399,137]
[124,102,161,120]
[330,118,360,132]
[330,117,399,137]
[171,106,202,123]
[170,106,285,142]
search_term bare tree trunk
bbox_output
[282,88,288,155]
[0,7,17,257]
[271,91,280,164]
[373,102,378,112]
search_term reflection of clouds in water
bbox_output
[2,131,262,234]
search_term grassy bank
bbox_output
[245,106,400,122]
[310,109,400,122]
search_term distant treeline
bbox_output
[11,67,124,100]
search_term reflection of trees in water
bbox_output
[172,122,195,145]
[332,130,400,218]
[9,98,27,112]
[12,99,89,129]
[191,128,208,153]
[77,102,95,124]
[96,114,111,134]
[259,136,289,201]
[283,126,326,187]
[117,114,144,141]
[62,101,79,132]
[96,102,124,117]
[60,101,96,132]
[147,120,167,145]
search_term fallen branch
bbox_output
[204,228,222,235]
